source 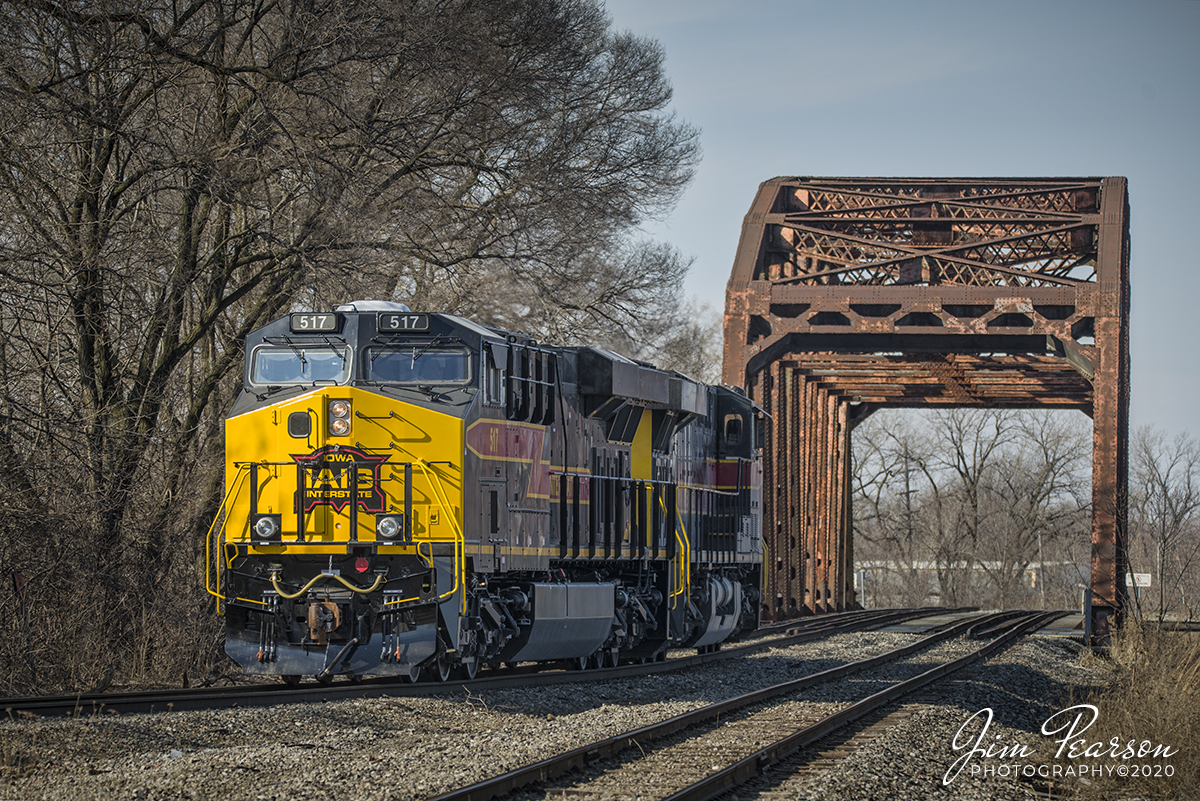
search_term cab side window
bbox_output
[723,413,743,446]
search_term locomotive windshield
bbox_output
[251,346,350,385]
[366,346,470,385]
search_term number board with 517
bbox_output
[378,313,430,332]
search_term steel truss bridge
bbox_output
[723,177,1129,639]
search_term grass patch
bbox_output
[1064,622,1199,799]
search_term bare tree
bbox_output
[1129,427,1200,620]
[640,297,724,384]
[975,411,1091,606]
[852,412,943,606]
[852,409,1091,609]
[0,0,700,692]
[910,408,1014,606]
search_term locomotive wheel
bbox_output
[279,674,302,686]
[569,656,588,671]
[434,654,453,682]
[586,652,603,670]
[605,648,619,668]
[461,658,479,680]
[403,664,421,683]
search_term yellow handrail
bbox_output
[415,459,466,613]
[205,467,269,608]
[661,494,690,608]
[380,443,465,613]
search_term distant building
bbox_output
[854,560,1089,607]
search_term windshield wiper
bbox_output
[411,335,444,366]
[264,335,308,366]
[316,335,345,362]
[284,336,307,367]
[371,334,405,363]
[255,384,295,401]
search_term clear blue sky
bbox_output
[604,0,1200,438]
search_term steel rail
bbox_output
[662,610,1067,801]
[0,608,961,718]
[964,609,1036,639]
[753,605,949,635]
[740,606,952,643]
[429,610,1041,801]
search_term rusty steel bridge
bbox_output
[723,177,1129,639]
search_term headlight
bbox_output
[377,515,404,540]
[254,515,280,539]
[328,399,351,436]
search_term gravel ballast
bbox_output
[1,631,1108,801]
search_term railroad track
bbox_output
[430,610,1065,801]
[0,607,962,718]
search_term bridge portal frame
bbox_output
[723,177,1129,639]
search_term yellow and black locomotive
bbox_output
[208,301,763,681]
